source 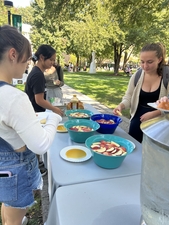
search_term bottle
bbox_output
[70,95,79,110]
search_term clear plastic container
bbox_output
[70,95,79,110]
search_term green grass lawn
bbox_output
[15,71,131,118]
[64,71,130,118]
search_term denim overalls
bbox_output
[0,81,42,208]
[0,138,42,208]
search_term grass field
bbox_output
[15,70,131,118]
[64,71,131,118]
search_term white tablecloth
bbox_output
[46,175,141,225]
[47,104,142,202]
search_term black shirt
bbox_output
[25,66,46,112]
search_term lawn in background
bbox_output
[64,71,130,118]
[15,70,131,118]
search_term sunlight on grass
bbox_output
[64,71,130,118]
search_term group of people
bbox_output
[0,24,169,225]
[0,25,64,225]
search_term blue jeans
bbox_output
[0,138,42,208]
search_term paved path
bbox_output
[41,84,130,224]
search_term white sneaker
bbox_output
[22,216,28,225]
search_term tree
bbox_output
[30,0,67,62]
[35,0,169,73]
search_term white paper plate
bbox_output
[60,145,92,162]
[57,123,68,133]
[36,112,49,124]
[147,102,169,112]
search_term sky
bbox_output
[12,0,31,8]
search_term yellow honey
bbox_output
[66,149,86,159]
[57,125,67,131]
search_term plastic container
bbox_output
[85,134,134,169]
[70,95,79,110]
[66,109,93,120]
[90,114,122,134]
[64,119,100,143]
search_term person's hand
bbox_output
[140,111,161,122]
[52,106,63,117]
[53,79,60,85]
[112,105,123,116]
[156,96,169,104]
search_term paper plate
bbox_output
[57,123,68,133]
[147,102,169,112]
[60,145,92,162]
[36,112,49,124]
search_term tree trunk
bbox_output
[113,42,123,75]
[75,54,79,72]
[122,47,134,70]
[123,51,128,70]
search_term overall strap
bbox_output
[0,81,9,87]
[0,137,14,152]
[0,81,14,151]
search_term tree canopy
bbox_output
[1,0,169,73]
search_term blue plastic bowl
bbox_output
[90,114,122,134]
[85,134,134,169]
[64,119,100,143]
[65,109,94,120]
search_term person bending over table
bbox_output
[25,45,63,176]
[113,43,169,143]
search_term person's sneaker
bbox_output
[40,167,47,177]
[22,216,28,225]
[39,161,44,168]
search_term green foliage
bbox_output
[30,0,67,59]
[1,0,169,73]
[16,7,34,25]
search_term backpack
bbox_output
[134,66,169,89]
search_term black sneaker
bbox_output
[39,161,44,168]
[40,167,47,177]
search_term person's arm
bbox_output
[58,67,64,87]
[53,67,64,87]
[140,110,162,122]
[35,93,63,116]
[113,73,136,115]
[7,92,62,155]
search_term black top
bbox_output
[25,66,46,112]
[139,79,162,107]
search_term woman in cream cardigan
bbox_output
[113,43,169,143]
